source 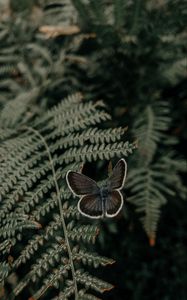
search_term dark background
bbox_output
[0,1,187,299]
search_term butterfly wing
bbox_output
[105,190,123,217]
[67,160,127,219]
[108,159,127,191]
[78,194,103,219]
[66,171,99,196]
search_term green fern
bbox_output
[0,93,135,299]
[127,102,186,243]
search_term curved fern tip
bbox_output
[149,237,156,247]
[96,228,100,236]
[34,221,42,229]
[101,285,114,292]
[8,255,14,265]
[132,139,139,149]
[124,125,128,132]
[107,259,116,265]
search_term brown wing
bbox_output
[66,171,99,196]
[78,194,103,218]
[108,159,127,190]
[105,190,123,217]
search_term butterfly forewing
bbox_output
[66,171,99,196]
[78,194,103,218]
[105,190,123,217]
[108,159,127,190]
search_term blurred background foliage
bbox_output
[0,0,187,299]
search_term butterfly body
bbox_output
[97,186,109,217]
[100,186,109,202]
[66,159,127,219]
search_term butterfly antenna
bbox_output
[79,163,85,173]
[108,160,113,176]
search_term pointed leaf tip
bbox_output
[149,237,156,247]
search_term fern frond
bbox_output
[128,101,186,242]
[50,127,127,150]
[47,92,83,117]
[40,0,77,26]
[114,0,125,28]
[78,289,101,300]
[1,93,134,299]
[61,141,134,163]
[0,128,15,142]
[28,263,72,300]
[0,213,41,239]
[127,164,168,240]
[76,270,114,293]
[0,64,17,77]
[0,262,10,283]
[68,223,99,244]
[132,101,172,164]
[52,284,77,300]
[161,58,187,85]
[72,247,115,267]
[0,240,12,255]
[0,88,40,128]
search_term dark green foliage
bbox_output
[0,0,187,299]
[70,0,186,242]
[126,101,186,240]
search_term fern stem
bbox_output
[26,127,79,300]
[130,0,141,34]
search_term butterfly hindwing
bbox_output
[78,194,103,218]
[66,171,99,196]
[105,190,123,217]
[108,159,127,190]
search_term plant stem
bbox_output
[27,127,78,300]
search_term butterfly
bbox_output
[66,159,127,219]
